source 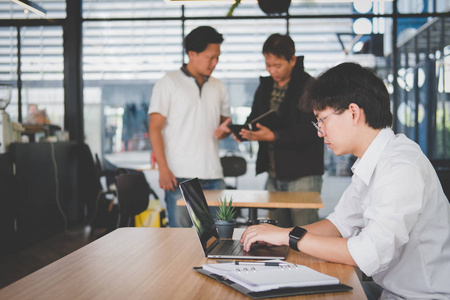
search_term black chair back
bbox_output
[77,144,103,222]
[115,171,150,227]
[221,152,247,189]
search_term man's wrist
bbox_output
[271,131,278,141]
[289,226,307,252]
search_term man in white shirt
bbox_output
[148,26,231,227]
[241,62,450,299]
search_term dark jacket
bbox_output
[246,56,324,180]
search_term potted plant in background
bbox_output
[215,196,237,239]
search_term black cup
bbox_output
[248,219,278,226]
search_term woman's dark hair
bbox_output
[262,33,295,61]
[183,26,224,54]
[301,62,392,129]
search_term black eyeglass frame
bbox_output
[311,107,346,135]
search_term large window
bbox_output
[0,26,18,118]
[82,18,183,154]
[1,0,449,164]
[0,0,66,20]
[391,16,450,158]
[0,1,65,140]
[20,26,64,126]
[0,25,64,130]
[81,0,373,158]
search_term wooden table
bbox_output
[0,228,366,300]
[177,189,324,220]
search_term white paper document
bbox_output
[202,261,339,292]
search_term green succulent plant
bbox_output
[215,196,237,221]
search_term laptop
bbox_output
[179,178,289,260]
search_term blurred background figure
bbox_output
[237,33,324,228]
[148,26,231,227]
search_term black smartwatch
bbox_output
[289,226,307,252]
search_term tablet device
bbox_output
[228,110,278,141]
[228,124,252,141]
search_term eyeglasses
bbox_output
[311,109,342,135]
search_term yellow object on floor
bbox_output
[135,199,167,227]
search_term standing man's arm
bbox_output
[214,116,232,140]
[149,113,177,191]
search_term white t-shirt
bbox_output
[148,69,230,179]
[327,128,450,299]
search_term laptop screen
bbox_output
[179,178,219,255]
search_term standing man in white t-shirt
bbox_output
[148,26,231,227]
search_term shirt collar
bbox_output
[352,127,395,185]
[181,64,209,88]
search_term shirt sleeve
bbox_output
[347,162,425,277]
[148,75,173,118]
[326,175,366,238]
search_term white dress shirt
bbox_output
[327,128,450,299]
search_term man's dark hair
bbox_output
[303,62,393,129]
[183,26,224,54]
[262,33,295,61]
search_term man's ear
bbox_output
[289,55,297,67]
[187,50,197,61]
[348,103,362,124]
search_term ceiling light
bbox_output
[10,0,47,17]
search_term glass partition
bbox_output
[20,26,64,129]
[2,0,448,177]
[0,26,18,120]
[0,25,64,131]
[391,16,450,158]
[83,19,183,155]
[0,0,66,20]
[80,0,403,174]
[83,0,181,19]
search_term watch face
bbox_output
[290,226,306,238]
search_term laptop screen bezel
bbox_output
[179,178,220,256]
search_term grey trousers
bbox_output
[267,175,323,228]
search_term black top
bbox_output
[246,56,324,180]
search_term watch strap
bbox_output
[289,226,307,252]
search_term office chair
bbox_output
[221,152,247,226]
[221,152,247,189]
[115,170,151,227]
[78,144,106,224]
[95,153,117,196]
[78,144,119,239]
[91,154,119,236]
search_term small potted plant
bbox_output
[215,196,237,239]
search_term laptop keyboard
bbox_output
[212,240,244,255]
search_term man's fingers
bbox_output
[242,228,261,251]
[244,235,259,252]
